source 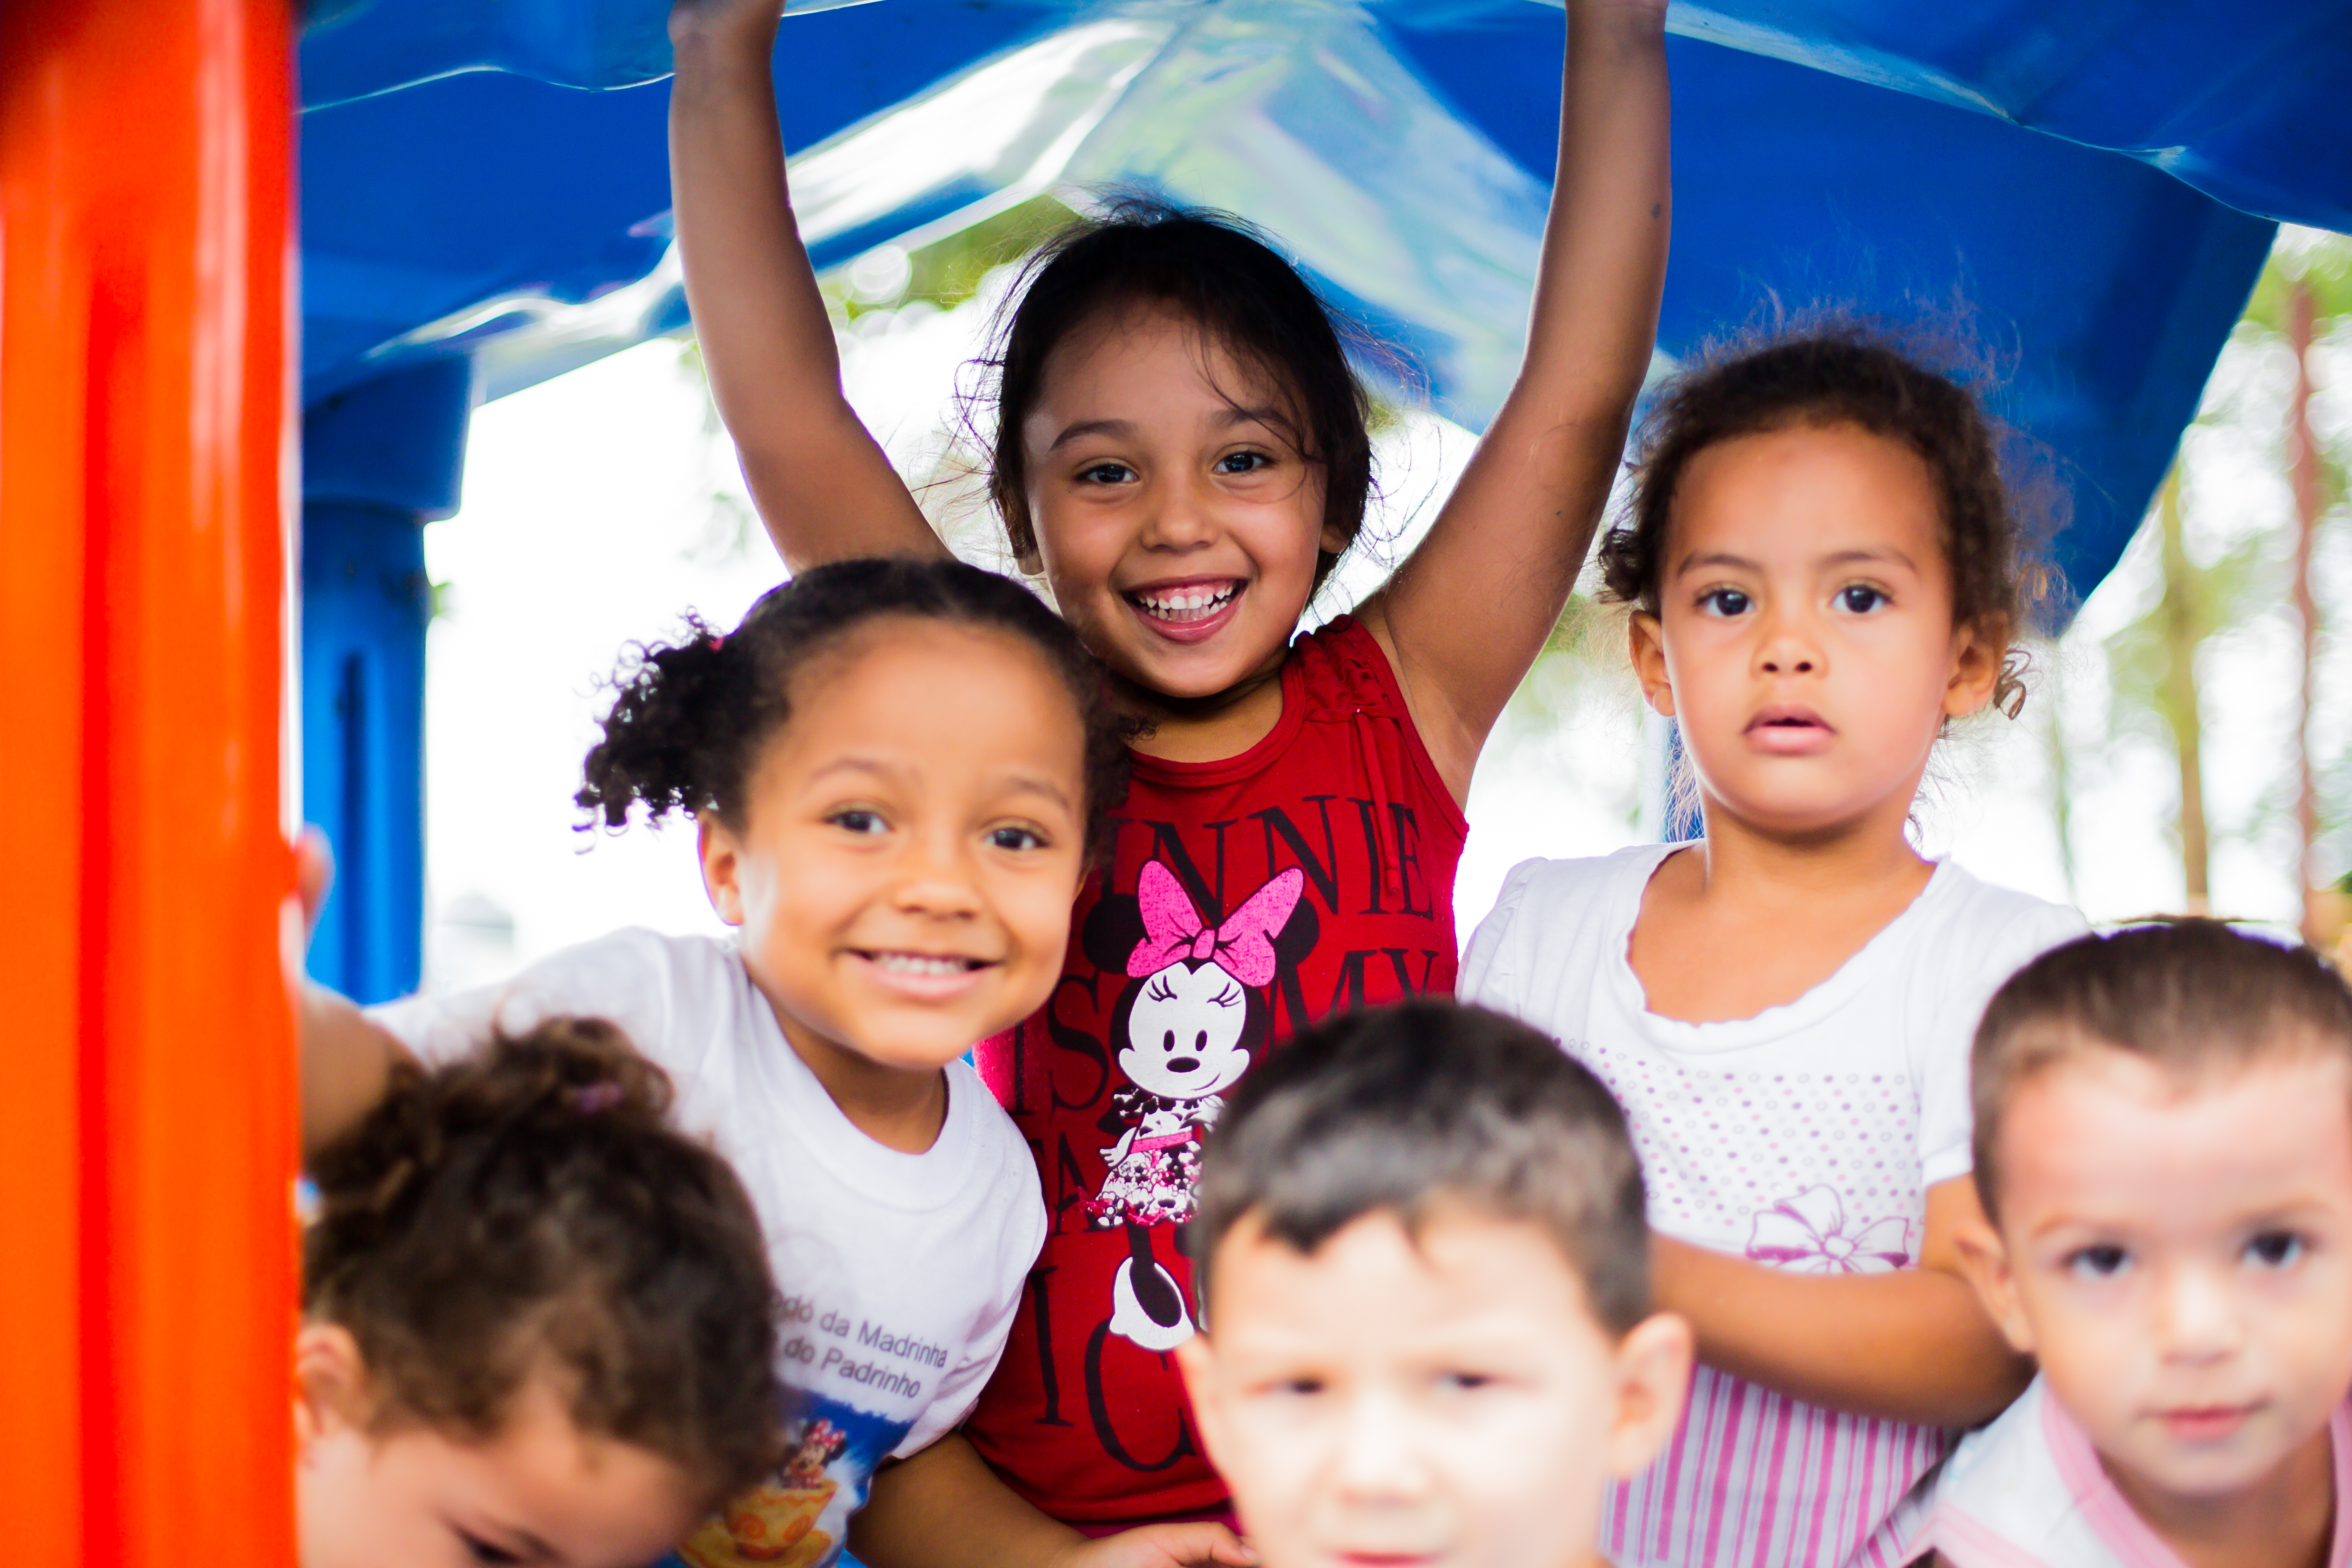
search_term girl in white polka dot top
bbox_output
[1461,333,2085,1568]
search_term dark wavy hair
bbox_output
[977,196,1377,591]
[1599,324,2048,717]
[577,555,1130,863]
[304,1018,784,1507]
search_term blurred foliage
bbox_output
[2094,228,2352,905]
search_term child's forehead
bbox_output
[2011,1029,2352,1114]
[1209,1206,1603,1327]
[1998,1042,2352,1218]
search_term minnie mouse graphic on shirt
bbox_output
[1086,860,1306,1352]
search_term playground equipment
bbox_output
[1,0,2345,1559]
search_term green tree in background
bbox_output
[2247,237,2352,939]
[2096,230,2350,929]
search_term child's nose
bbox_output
[2153,1263,2245,1361]
[1329,1386,1431,1501]
[1755,618,1822,676]
[1140,472,1217,549]
[891,833,983,915]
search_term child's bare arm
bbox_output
[299,983,407,1161]
[1652,1178,2032,1428]
[284,829,409,1160]
[668,0,944,570]
[1355,0,1669,802]
[850,1434,1254,1568]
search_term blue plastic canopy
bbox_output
[292,0,2350,996]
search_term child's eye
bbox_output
[2065,1243,2132,1279]
[1437,1371,1497,1392]
[1213,450,1272,476]
[828,809,887,836]
[1697,587,1751,618]
[2246,1230,2306,1269]
[1835,584,1888,614]
[988,825,1045,852]
[1078,461,1136,486]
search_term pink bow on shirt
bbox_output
[1127,861,1305,988]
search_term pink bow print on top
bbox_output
[1745,1185,1911,1274]
[1127,862,1304,988]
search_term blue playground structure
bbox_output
[295,0,2352,999]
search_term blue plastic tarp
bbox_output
[297,0,2343,604]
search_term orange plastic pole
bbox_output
[0,2,296,1564]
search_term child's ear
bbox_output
[1605,1311,1694,1480]
[697,814,748,927]
[1628,614,1675,718]
[1174,1333,1232,1474]
[1951,1206,2036,1357]
[294,1322,373,1459]
[1943,618,2004,719]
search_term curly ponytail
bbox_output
[305,1018,784,1506]
[577,556,1131,860]
[578,619,764,828]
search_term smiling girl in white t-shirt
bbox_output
[1461,333,2085,1568]
[298,557,1252,1568]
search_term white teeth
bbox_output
[1134,584,1239,622]
[869,953,976,976]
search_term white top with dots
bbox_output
[1461,843,2085,1568]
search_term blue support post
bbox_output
[299,356,474,1001]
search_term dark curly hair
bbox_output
[978,196,1377,592]
[577,555,1130,863]
[304,1018,784,1507]
[1599,326,2043,717]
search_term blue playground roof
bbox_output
[297,0,2348,606]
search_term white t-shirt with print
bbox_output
[1460,844,2086,1568]
[370,927,1047,1568]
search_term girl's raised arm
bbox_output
[669,0,947,569]
[1356,0,1669,801]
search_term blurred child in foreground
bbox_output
[298,1018,783,1568]
[1176,1001,1694,1568]
[1923,921,2352,1568]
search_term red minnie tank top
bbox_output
[967,615,1469,1523]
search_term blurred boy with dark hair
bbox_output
[1178,1001,1693,1568]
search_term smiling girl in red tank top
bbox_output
[669,0,1672,1554]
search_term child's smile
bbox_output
[1125,574,1247,643]
[849,946,999,1000]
